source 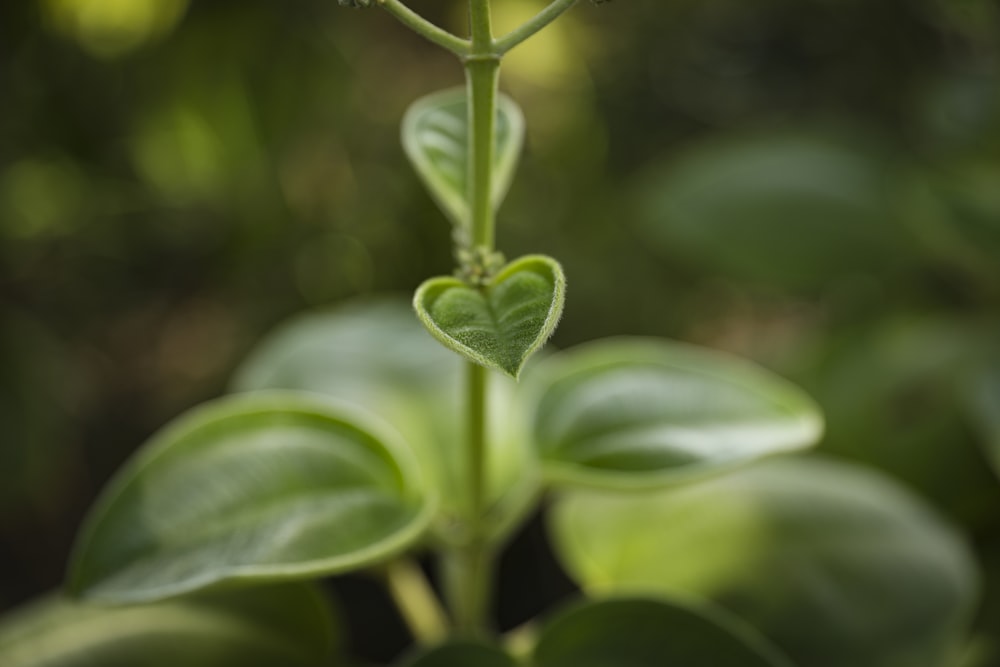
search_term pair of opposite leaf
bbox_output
[404,88,565,379]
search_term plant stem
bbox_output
[444,0,500,637]
[384,559,450,644]
[378,0,471,55]
[494,0,580,54]
[468,0,494,52]
[465,362,489,533]
[451,361,491,635]
[465,61,500,249]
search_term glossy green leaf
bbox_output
[414,255,566,379]
[402,87,525,229]
[69,392,434,602]
[532,597,792,667]
[525,338,822,489]
[636,133,911,290]
[550,458,978,667]
[397,641,515,667]
[0,584,335,667]
[231,300,539,543]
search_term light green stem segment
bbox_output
[452,0,499,637]
[495,0,580,54]
[385,559,450,644]
[466,59,501,249]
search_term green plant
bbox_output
[0,1,981,666]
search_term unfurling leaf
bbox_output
[402,88,524,230]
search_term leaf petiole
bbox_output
[384,559,450,644]
[378,0,471,55]
[494,0,581,54]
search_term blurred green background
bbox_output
[1,0,999,662]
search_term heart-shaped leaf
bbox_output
[231,300,541,543]
[68,392,435,603]
[0,584,335,667]
[397,641,516,667]
[414,255,566,379]
[402,87,525,229]
[532,597,792,667]
[524,338,822,489]
[549,458,978,667]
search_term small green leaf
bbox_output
[532,597,792,667]
[0,584,335,667]
[550,458,978,667]
[69,392,435,603]
[402,87,525,229]
[397,641,516,667]
[414,255,566,379]
[525,338,822,489]
[231,300,540,543]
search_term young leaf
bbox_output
[524,338,822,489]
[231,300,540,543]
[414,255,566,379]
[0,584,335,667]
[532,597,793,667]
[402,87,525,229]
[549,458,978,667]
[397,641,516,667]
[68,392,435,603]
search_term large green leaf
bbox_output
[414,255,566,379]
[397,641,515,667]
[636,132,912,290]
[550,458,978,667]
[532,597,792,667]
[0,584,335,667]
[402,87,525,229]
[69,392,434,602]
[525,338,822,489]
[231,300,539,543]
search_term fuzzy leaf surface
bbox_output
[415,255,565,379]
[525,338,822,489]
[550,458,978,667]
[0,584,335,667]
[69,392,433,602]
[402,87,524,229]
[532,597,792,667]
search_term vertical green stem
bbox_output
[449,0,499,637]
[466,362,488,531]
